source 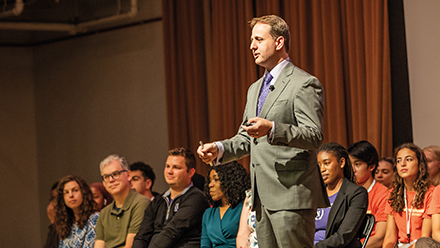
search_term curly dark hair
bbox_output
[389,143,430,213]
[204,161,250,208]
[54,175,97,240]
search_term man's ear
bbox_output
[188,168,196,178]
[368,164,375,172]
[275,36,285,51]
[145,179,153,190]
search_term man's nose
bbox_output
[109,175,116,182]
[250,40,256,50]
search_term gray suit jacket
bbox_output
[220,61,329,211]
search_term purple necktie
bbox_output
[257,73,273,116]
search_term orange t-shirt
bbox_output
[385,185,434,243]
[428,184,440,215]
[367,181,388,237]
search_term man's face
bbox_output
[102,160,130,196]
[250,22,279,70]
[164,155,194,190]
[130,170,148,195]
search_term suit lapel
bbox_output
[259,62,295,118]
[326,177,348,237]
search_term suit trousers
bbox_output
[255,196,316,248]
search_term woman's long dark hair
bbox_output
[54,175,97,240]
[317,142,355,182]
[389,143,430,212]
[204,161,251,208]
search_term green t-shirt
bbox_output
[96,189,150,248]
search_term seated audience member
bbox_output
[132,147,210,248]
[129,162,157,201]
[348,140,388,248]
[44,181,60,248]
[375,157,394,189]
[314,142,368,248]
[54,175,99,248]
[94,155,150,248]
[201,161,250,248]
[236,189,258,248]
[383,143,435,248]
[415,185,440,248]
[423,145,440,186]
[192,172,206,191]
[90,182,113,211]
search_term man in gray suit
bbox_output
[197,15,329,248]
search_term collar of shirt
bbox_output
[263,57,290,85]
[163,182,194,200]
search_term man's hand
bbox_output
[197,143,218,164]
[241,117,273,138]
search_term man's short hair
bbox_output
[129,162,156,188]
[168,147,196,171]
[249,15,291,53]
[99,154,129,173]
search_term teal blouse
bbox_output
[201,201,244,248]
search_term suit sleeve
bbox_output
[272,77,324,150]
[220,83,257,163]
[315,186,368,248]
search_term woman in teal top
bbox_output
[201,161,251,248]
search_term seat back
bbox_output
[360,213,376,248]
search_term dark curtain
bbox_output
[163,0,393,176]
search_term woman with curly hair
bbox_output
[383,143,435,248]
[54,175,99,248]
[201,161,251,248]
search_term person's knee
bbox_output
[415,237,440,248]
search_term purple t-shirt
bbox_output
[314,192,338,244]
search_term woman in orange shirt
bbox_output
[383,143,434,248]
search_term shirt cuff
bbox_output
[213,142,224,166]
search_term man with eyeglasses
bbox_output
[94,155,150,248]
[132,147,209,248]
